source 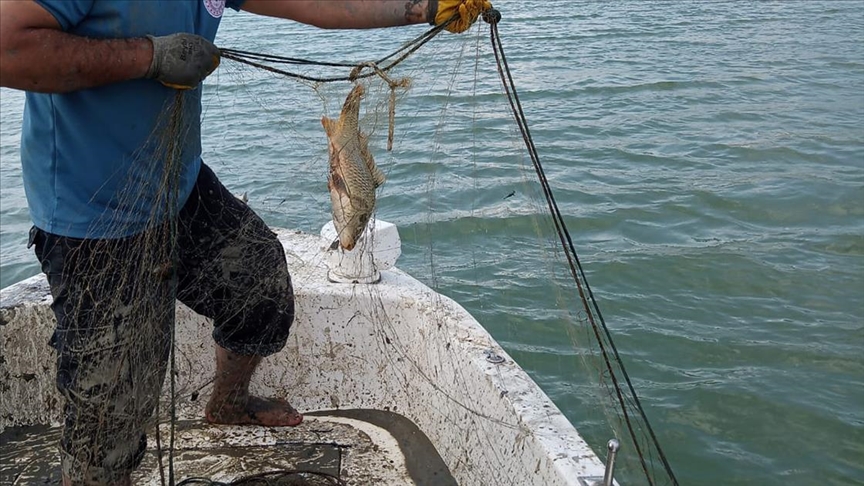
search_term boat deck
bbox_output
[1,228,611,486]
[0,409,456,485]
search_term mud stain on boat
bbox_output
[0,410,456,485]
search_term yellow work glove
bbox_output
[429,0,493,33]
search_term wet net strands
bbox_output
[483,10,678,486]
[215,8,679,485]
[32,8,677,485]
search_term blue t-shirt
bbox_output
[22,0,244,238]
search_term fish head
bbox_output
[337,210,373,252]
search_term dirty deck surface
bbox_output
[0,409,456,485]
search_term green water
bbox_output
[1,2,862,484]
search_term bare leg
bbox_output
[204,345,303,426]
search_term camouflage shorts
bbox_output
[31,162,295,483]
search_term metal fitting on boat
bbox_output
[485,349,505,364]
[603,438,620,486]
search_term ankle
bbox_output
[207,387,249,409]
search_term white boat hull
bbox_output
[0,227,609,485]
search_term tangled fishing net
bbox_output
[2,10,680,486]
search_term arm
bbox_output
[240,0,433,29]
[0,0,152,93]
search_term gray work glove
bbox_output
[145,33,220,90]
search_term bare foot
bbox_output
[205,395,303,426]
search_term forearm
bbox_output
[241,0,432,29]
[0,1,151,94]
[0,29,152,93]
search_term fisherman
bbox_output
[0,0,490,484]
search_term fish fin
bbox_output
[359,132,372,159]
[323,116,345,137]
[370,164,386,188]
[329,238,340,251]
[359,133,386,188]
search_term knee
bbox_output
[276,293,295,337]
[260,233,293,297]
[257,238,295,340]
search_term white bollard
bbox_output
[320,219,401,284]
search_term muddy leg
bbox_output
[204,345,303,426]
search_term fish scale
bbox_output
[322,84,385,251]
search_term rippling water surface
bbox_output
[1,2,862,485]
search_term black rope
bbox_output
[483,8,678,486]
[219,14,458,84]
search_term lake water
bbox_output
[1,1,862,485]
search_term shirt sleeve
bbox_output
[226,0,246,12]
[34,0,95,31]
